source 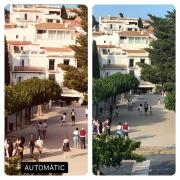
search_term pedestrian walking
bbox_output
[29,134,36,158]
[61,112,67,127]
[73,128,79,148]
[92,118,98,135]
[37,121,43,138]
[115,106,119,118]
[122,122,129,138]
[79,128,86,149]
[138,104,143,115]
[144,102,149,116]
[103,118,111,136]
[5,139,14,158]
[98,120,103,135]
[62,137,70,158]
[36,136,43,158]
[85,108,88,118]
[42,120,48,138]
[71,109,76,126]
[17,137,24,161]
[116,123,123,137]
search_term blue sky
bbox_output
[93,5,175,20]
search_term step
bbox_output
[131,160,150,175]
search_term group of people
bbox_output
[138,102,152,116]
[59,108,88,127]
[4,135,43,160]
[37,120,48,138]
[62,127,87,158]
[116,122,129,138]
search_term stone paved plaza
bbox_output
[7,106,88,175]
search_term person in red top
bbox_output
[122,122,129,138]
[79,128,86,149]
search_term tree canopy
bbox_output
[93,134,145,174]
[93,73,139,104]
[5,79,62,116]
[61,5,68,19]
[138,17,143,28]
[139,10,175,84]
[60,5,88,93]
[93,40,100,79]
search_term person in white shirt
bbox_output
[85,108,88,118]
[73,128,79,148]
[36,136,43,158]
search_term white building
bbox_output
[93,15,155,90]
[5,5,82,89]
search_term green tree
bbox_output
[138,17,143,29]
[93,135,145,175]
[139,10,175,84]
[93,40,100,79]
[5,36,10,85]
[61,5,68,19]
[60,5,88,93]
[93,73,139,104]
[119,13,124,18]
[164,91,175,111]
[92,15,99,30]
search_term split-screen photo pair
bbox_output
[4,4,175,176]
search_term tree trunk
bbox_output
[15,112,18,130]
[5,116,8,137]
[25,107,28,124]
[19,110,23,129]
[96,103,99,117]
[28,106,31,124]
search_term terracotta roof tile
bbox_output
[35,23,75,30]
[119,31,149,37]
[41,47,73,52]
[103,64,127,69]
[124,49,147,54]
[5,24,15,29]
[14,66,46,73]
[7,41,32,45]
[13,9,41,13]
[97,45,117,48]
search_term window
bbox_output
[110,24,112,29]
[129,37,134,44]
[14,46,20,53]
[48,30,56,40]
[119,25,121,30]
[37,30,46,34]
[102,49,108,55]
[47,19,53,23]
[24,14,27,20]
[129,70,134,76]
[21,59,24,67]
[31,51,38,54]
[33,77,37,79]
[57,31,64,40]
[56,20,60,23]
[129,59,134,67]
[18,76,22,83]
[49,74,55,81]
[21,46,23,51]
[36,16,39,20]
[140,59,145,63]
[63,59,70,65]
[106,72,109,77]
[16,35,18,39]
[135,37,141,44]
[104,40,106,44]
[49,59,55,70]
[108,59,111,64]
[128,28,132,31]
